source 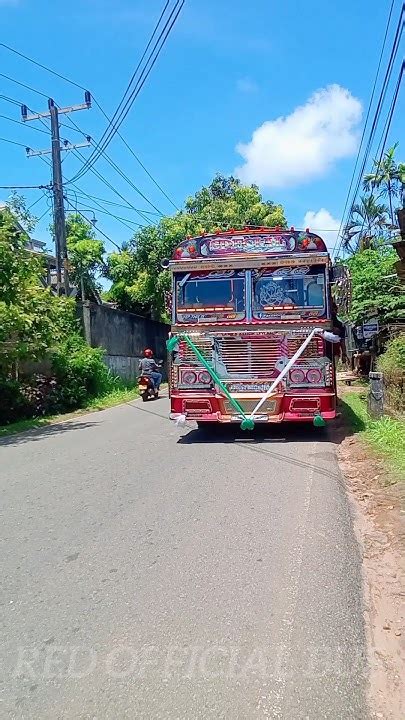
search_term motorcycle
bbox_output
[138,362,163,402]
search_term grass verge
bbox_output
[0,385,140,439]
[340,390,405,480]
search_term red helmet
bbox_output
[144,348,153,357]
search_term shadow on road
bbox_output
[0,420,98,448]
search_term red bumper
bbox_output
[170,390,336,424]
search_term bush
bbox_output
[51,335,119,410]
[0,374,59,424]
[377,335,405,373]
[0,377,31,424]
[377,336,405,412]
[0,337,120,425]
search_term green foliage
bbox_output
[6,190,38,233]
[345,247,405,326]
[341,391,405,479]
[377,336,405,373]
[66,213,105,300]
[342,195,389,252]
[0,377,31,424]
[363,144,404,221]
[0,207,77,372]
[377,336,405,412]
[106,174,286,319]
[51,335,118,410]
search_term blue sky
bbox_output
[0,0,403,253]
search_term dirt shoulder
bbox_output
[336,389,404,719]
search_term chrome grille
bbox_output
[175,332,323,378]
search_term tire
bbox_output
[141,392,148,402]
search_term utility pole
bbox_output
[21,92,92,296]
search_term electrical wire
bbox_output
[332,0,398,257]
[64,186,144,232]
[28,193,49,210]
[64,197,122,250]
[0,72,49,99]
[69,0,172,180]
[0,136,28,147]
[70,0,184,183]
[333,4,404,258]
[67,188,160,215]
[0,93,22,106]
[374,59,404,166]
[0,43,179,212]
[0,183,49,189]
[0,112,50,135]
[92,98,179,210]
[68,147,153,224]
[70,198,142,228]
[0,42,87,91]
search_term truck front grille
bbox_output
[176,332,323,378]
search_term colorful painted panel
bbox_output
[172,229,327,259]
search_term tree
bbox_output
[397,161,405,209]
[345,247,405,327]
[342,195,388,252]
[106,175,286,319]
[0,208,76,375]
[66,214,105,301]
[5,190,38,233]
[363,144,402,224]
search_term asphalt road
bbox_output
[1,394,368,719]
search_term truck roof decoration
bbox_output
[172,227,327,260]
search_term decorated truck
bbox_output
[166,227,342,430]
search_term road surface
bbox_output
[1,395,368,719]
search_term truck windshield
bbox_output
[176,272,245,319]
[252,265,326,317]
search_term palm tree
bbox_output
[396,161,405,209]
[342,195,389,252]
[363,144,400,224]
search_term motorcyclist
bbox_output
[138,349,162,391]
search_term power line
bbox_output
[92,98,179,211]
[0,183,49,189]
[0,72,49,99]
[70,0,171,181]
[332,0,397,257]
[64,186,144,232]
[0,42,88,91]
[334,4,404,257]
[0,72,168,216]
[28,193,49,210]
[67,188,160,215]
[71,0,184,183]
[68,146,153,224]
[0,41,179,215]
[0,112,50,135]
[375,59,404,164]
[70,198,142,228]
[0,93,22,107]
[64,196,122,250]
[0,136,28,148]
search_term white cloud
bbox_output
[303,208,341,252]
[237,78,258,94]
[235,84,362,189]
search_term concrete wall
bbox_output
[78,302,169,382]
